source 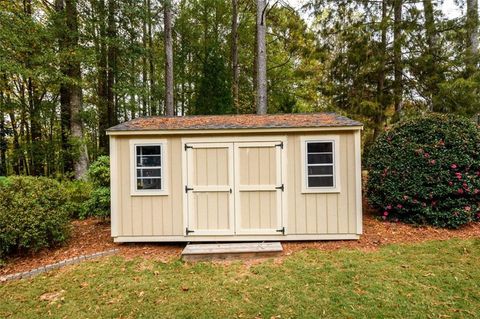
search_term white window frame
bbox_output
[129,139,169,196]
[300,135,341,193]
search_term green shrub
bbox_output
[87,156,110,188]
[63,180,93,219]
[82,156,110,219]
[83,187,110,219]
[0,176,70,257]
[366,113,480,228]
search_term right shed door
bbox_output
[234,142,284,235]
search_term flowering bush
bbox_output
[366,113,480,228]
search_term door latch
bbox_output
[276,227,285,235]
[275,184,284,191]
[185,186,194,193]
[186,227,195,235]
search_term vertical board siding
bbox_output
[114,131,360,238]
[286,133,358,235]
[116,136,183,236]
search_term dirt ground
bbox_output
[1,207,479,276]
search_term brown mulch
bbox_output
[1,208,479,276]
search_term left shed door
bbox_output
[185,143,234,236]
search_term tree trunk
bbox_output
[65,0,88,179]
[373,0,387,142]
[55,0,74,175]
[256,0,267,114]
[466,0,479,76]
[164,0,174,116]
[97,0,109,153]
[107,0,117,127]
[0,88,6,176]
[142,0,148,117]
[393,0,403,114]
[147,0,157,115]
[422,0,438,111]
[231,0,240,114]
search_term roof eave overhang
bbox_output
[106,125,364,136]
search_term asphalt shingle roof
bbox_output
[107,113,363,132]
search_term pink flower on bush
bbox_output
[455,172,462,180]
[383,211,389,216]
[429,159,436,165]
[448,181,454,186]
[458,188,464,194]
[403,195,409,200]
[464,206,471,211]
[396,204,403,209]
[474,189,479,194]
[451,164,457,169]
[424,153,430,158]
[386,205,392,210]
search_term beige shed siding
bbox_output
[287,133,357,234]
[111,130,361,239]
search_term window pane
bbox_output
[308,165,333,175]
[137,168,161,178]
[307,142,332,153]
[137,145,161,156]
[308,154,333,164]
[137,178,162,190]
[308,176,334,187]
[137,155,161,167]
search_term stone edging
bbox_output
[0,248,119,283]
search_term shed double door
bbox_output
[185,141,284,236]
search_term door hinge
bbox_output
[184,144,193,151]
[275,184,284,192]
[185,186,194,193]
[276,227,285,235]
[275,141,283,149]
[186,227,194,235]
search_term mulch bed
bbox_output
[1,207,479,276]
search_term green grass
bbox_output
[1,239,479,319]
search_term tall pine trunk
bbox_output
[66,0,88,178]
[107,0,117,127]
[393,0,403,114]
[231,0,240,113]
[0,87,6,176]
[466,0,479,76]
[97,0,109,153]
[256,0,267,114]
[164,0,174,116]
[147,0,157,115]
[373,0,387,142]
[55,0,73,175]
[422,0,439,111]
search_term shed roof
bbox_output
[107,113,362,132]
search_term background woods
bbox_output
[0,0,478,178]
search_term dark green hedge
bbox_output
[0,176,71,257]
[366,113,480,228]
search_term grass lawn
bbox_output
[1,239,479,319]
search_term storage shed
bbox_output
[107,113,363,242]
